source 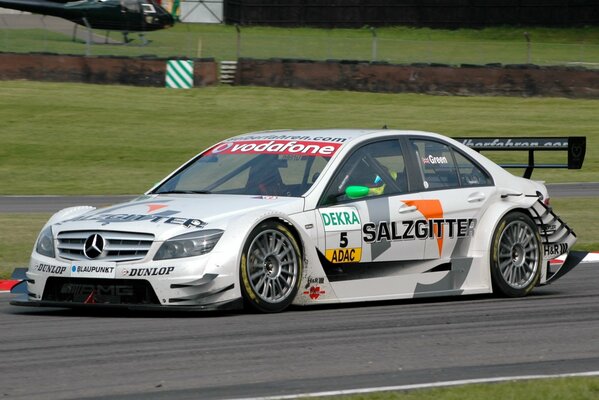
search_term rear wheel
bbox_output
[240,221,302,313]
[490,211,541,297]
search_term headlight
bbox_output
[154,229,223,260]
[35,225,55,258]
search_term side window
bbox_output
[307,156,328,185]
[453,151,492,187]
[411,139,459,190]
[121,0,141,12]
[322,139,407,204]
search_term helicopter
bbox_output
[0,0,175,44]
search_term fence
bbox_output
[224,0,599,28]
[1,15,599,68]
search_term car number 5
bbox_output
[340,232,348,248]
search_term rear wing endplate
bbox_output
[455,137,586,178]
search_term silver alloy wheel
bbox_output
[246,229,299,303]
[497,220,540,289]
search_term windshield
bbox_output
[153,139,342,197]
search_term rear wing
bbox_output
[455,137,586,179]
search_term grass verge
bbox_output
[1,24,599,65]
[315,377,599,400]
[0,213,50,279]
[1,81,598,195]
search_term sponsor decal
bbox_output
[422,155,448,165]
[541,224,557,235]
[251,196,279,200]
[363,218,476,243]
[34,264,67,275]
[71,263,116,278]
[459,138,568,149]
[322,210,360,227]
[207,140,342,157]
[325,248,362,263]
[225,134,347,143]
[363,200,476,258]
[303,285,326,300]
[305,277,325,288]
[544,243,568,257]
[122,266,175,277]
[69,212,206,229]
[61,283,134,297]
[320,207,363,263]
[61,200,206,229]
[320,207,361,232]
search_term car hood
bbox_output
[52,194,305,241]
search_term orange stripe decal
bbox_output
[404,200,444,256]
[146,204,168,213]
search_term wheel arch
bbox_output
[260,216,305,258]
[472,203,535,253]
[469,199,539,292]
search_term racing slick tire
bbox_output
[240,221,303,313]
[490,211,542,297]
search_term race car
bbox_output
[11,129,586,312]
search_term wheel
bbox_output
[490,211,542,297]
[240,221,302,312]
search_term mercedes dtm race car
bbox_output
[11,130,587,312]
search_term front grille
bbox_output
[57,230,154,262]
[43,277,160,305]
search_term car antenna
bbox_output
[382,124,388,129]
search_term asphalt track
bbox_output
[1,182,599,213]
[1,262,598,400]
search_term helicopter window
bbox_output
[121,0,140,12]
[141,3,156,13]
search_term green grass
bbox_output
[2,24,599,65]
[550,198,599,252]
[0,213,50,279]
[313,377,599,400]
[1,81,598,195]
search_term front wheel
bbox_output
[490,211,541,297]
[240,221,302,313]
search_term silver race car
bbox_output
[11,130,587,312]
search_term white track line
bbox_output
[228,370,599,400]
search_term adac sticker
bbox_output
[325,248,362,263]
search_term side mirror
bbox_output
[345,185,369,199]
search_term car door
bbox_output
[316,138,425,276]
[408,137,495,261]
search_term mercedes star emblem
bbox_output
[83,234,105,259]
